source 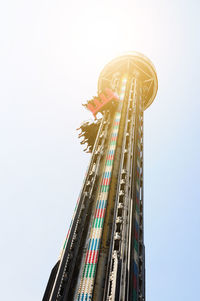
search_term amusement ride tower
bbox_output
[43,52,158,301]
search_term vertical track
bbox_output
[76,80,127,301]
[45,113,110,301]
[105,77,136,301]
[119,79,137,301]
[104,77,145,301]
[130,84,144,301]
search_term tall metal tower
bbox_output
[43,52,158,301]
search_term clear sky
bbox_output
[0,0,200,300]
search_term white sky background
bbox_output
[0,0,200,300]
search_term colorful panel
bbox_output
[77,112,121,301]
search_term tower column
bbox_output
[43,52,158,301]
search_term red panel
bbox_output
[85,89,119,117]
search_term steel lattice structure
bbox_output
[43,52,158,301]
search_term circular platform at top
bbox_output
[98,52,158,110]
